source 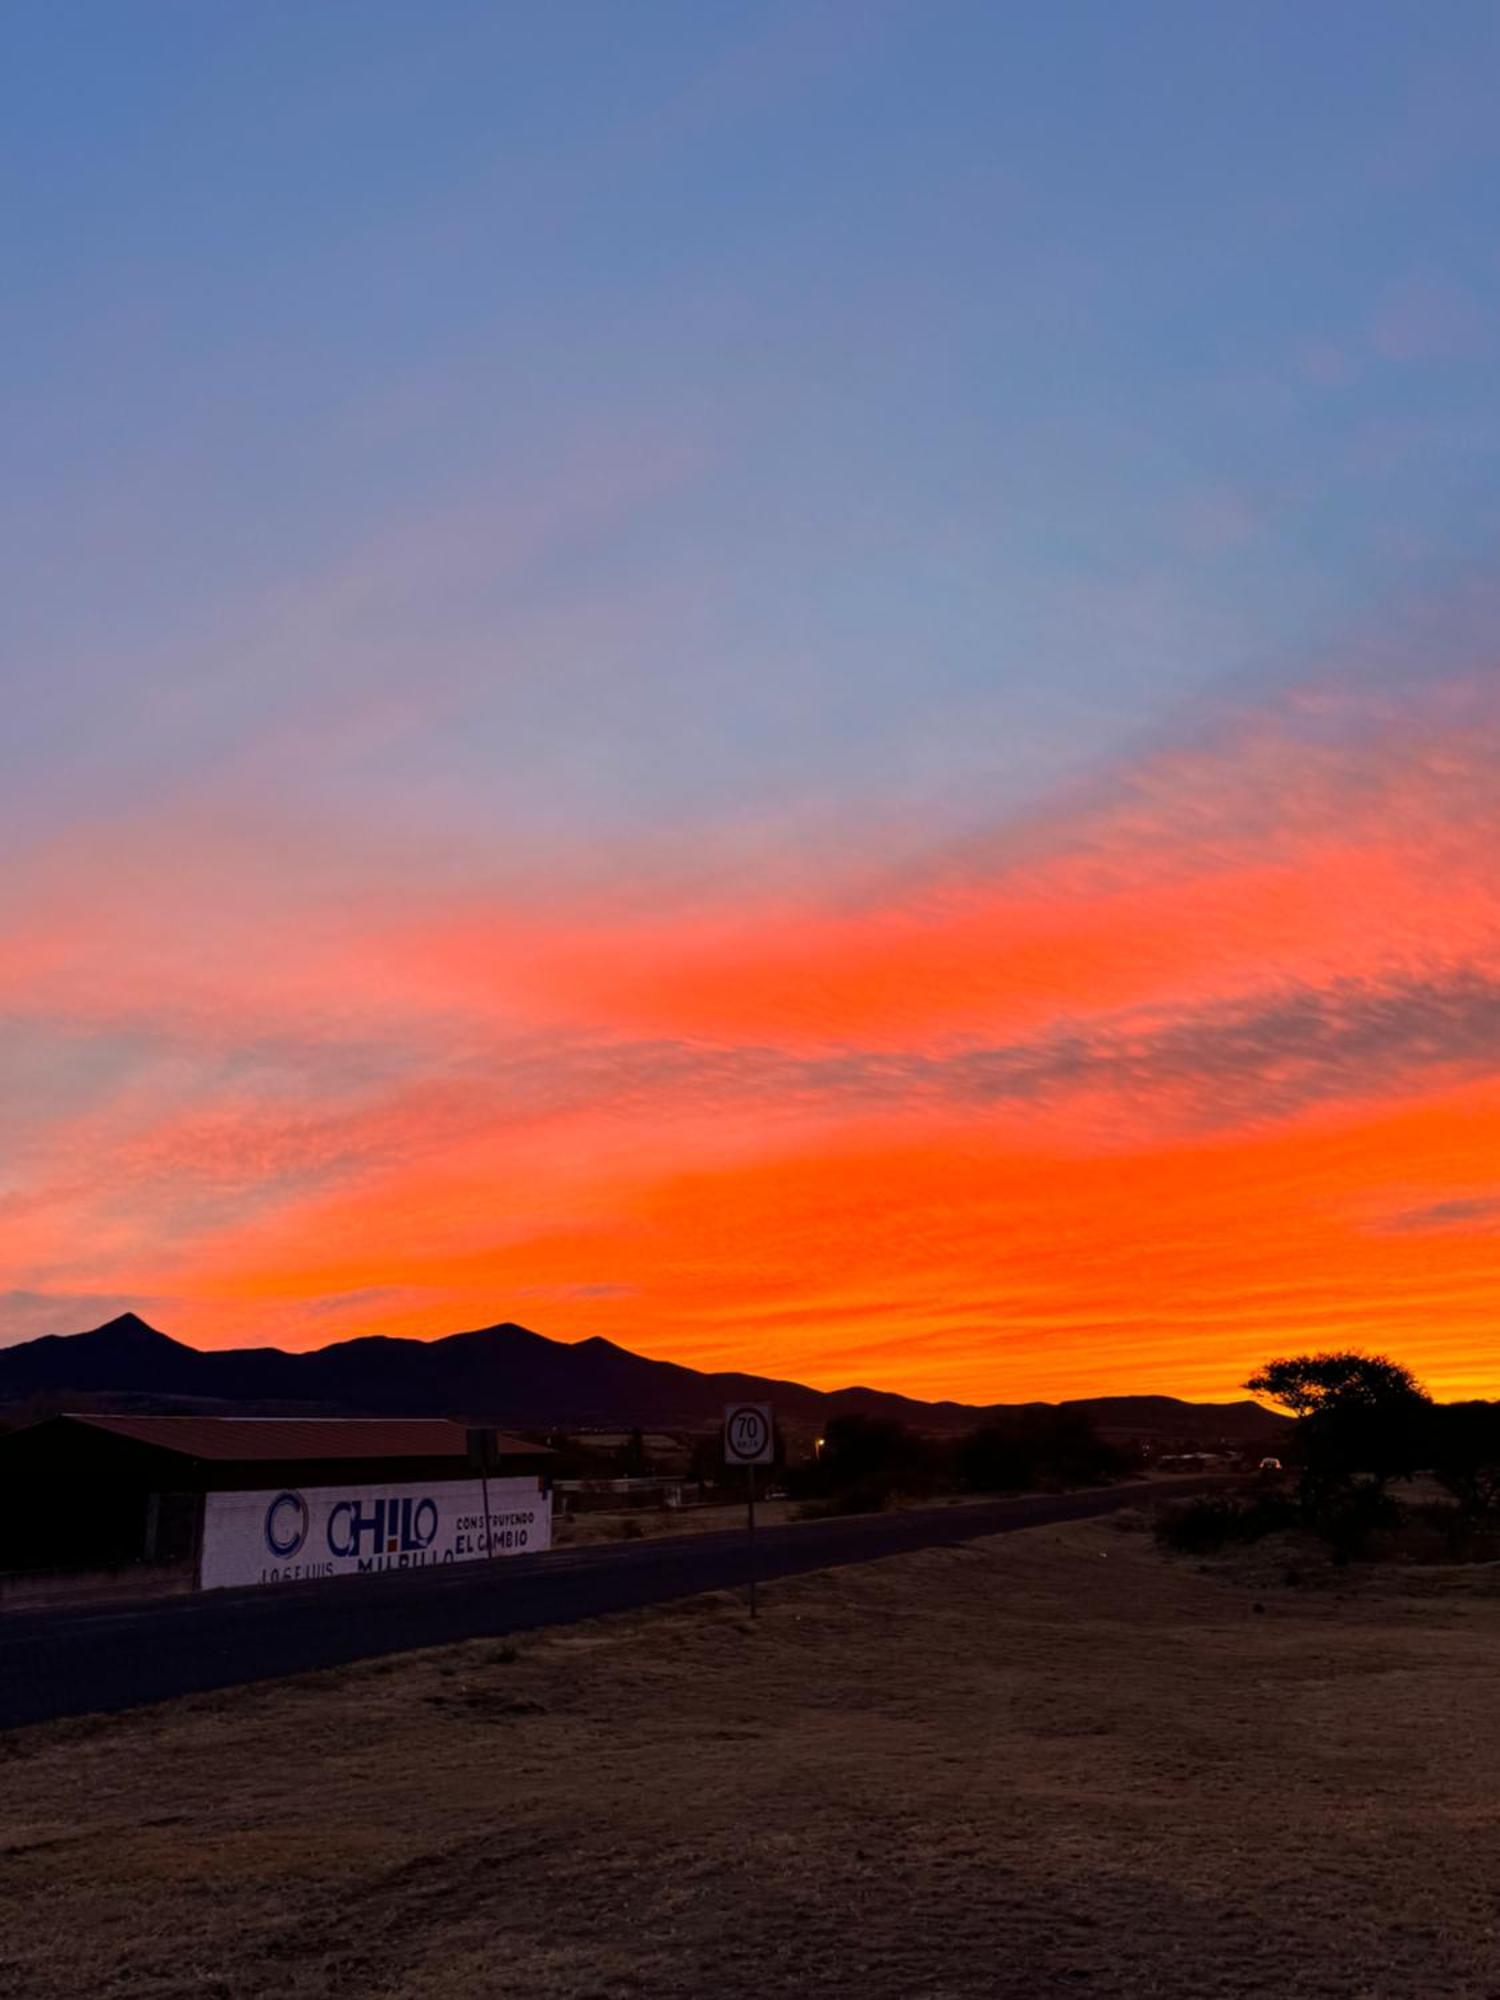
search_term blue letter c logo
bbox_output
[265,1490,308,1559]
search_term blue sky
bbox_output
[6,1,1499,849]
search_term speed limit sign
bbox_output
[723,1402,774,1466]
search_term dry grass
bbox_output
[552,1495,801,1545]
[5,1516,1500,1998]
[551,1484,1143,1547]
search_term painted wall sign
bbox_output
[199,1476,551,1590]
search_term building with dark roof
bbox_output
[0,1414,552,1574]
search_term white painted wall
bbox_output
[199,1475,550,1590]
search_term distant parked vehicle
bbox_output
[1257,1457,1283,1474]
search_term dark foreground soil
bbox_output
[3,1514,1498,1999]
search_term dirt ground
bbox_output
[5,1515,1500,2000]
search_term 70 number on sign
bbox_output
[724,1403,773,1466]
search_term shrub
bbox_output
[793,1480,894,1521]
[1158,1484,1410,1564]
[1155,1494,1298,1555]
[1317,1480,1401,1564]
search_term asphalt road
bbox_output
[0,1478,1228,1729]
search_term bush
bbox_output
[1370,1501,1500,1565]
[1155,1494,1298,1555]
[1316,1480,1401,1563]
[793,1481,894,1521]
[1157,1484,1415,1564]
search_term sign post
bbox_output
[723,1402,774,1618]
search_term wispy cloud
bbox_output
[1377,1195,1500,1235]
[7,658,1500,1395]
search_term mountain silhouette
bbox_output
[0,1312,1288,1443]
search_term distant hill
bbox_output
[0,1312,1290,1445]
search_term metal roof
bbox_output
[62,1415,548,1462]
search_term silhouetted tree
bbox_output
[813,1415,935,1505]
[1246,1351,1431,1553]
[1429,1401,1500,1517]
[1247,1352,1429,1483]
[956,1409,1128,1494]
[1247,1352,1423,1423]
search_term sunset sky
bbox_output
[6,4,1500,1401]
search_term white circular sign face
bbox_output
[724,1403,773,1465]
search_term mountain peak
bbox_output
[437,1321,554,1351]
[82,1313,174,1345]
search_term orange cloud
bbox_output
[5,669,1500,1402]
